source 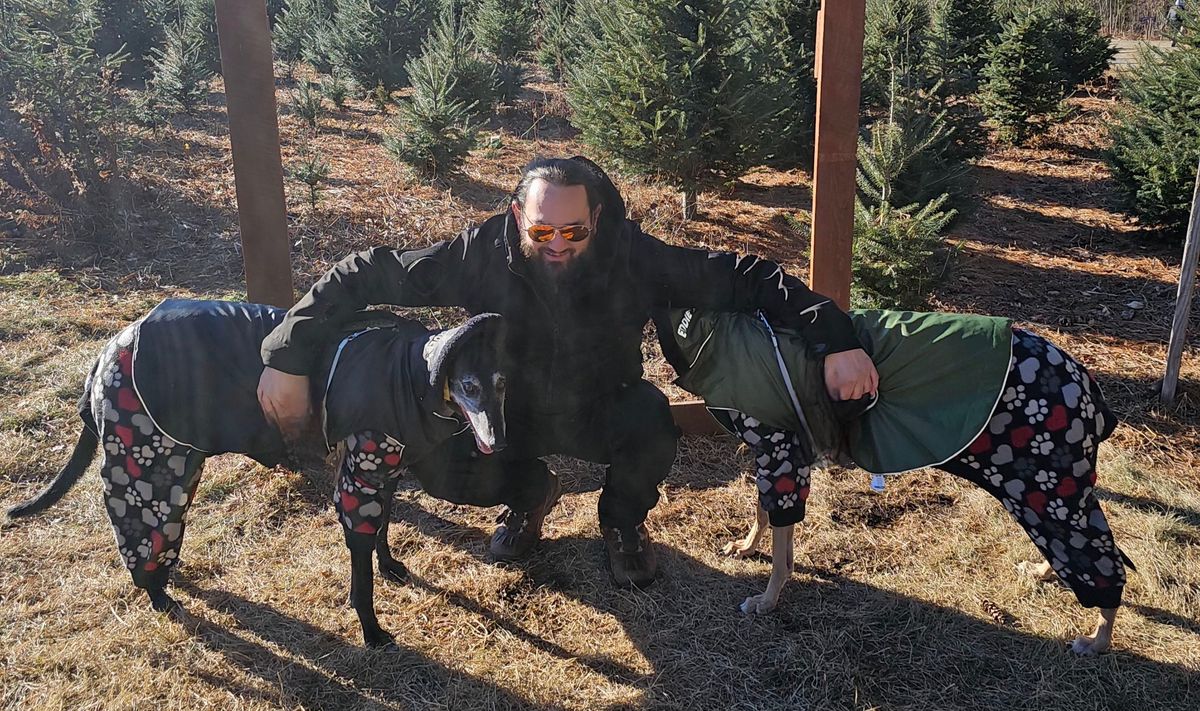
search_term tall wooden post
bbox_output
[1161,157,1200,404]
[214,0,294,308]
[809,0,867,310]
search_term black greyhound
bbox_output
[8,299,507,647]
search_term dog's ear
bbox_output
[422,313,505,388]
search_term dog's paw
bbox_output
[739,593,778,616]
[364,629,399,650]
[722,541,755,558]
[1069,632,1111,656]
[1017,560,1057,583]
[1070,629,1113,658]
[379,559,410,585]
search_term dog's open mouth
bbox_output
[474,434,494,455]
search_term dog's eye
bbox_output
[462,381,480,397]
[495,376,505,391]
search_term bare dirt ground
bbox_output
[1,72,1198,710]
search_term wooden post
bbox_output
[808,0,867,310]
[214,0,294,308]
[1161,157,1200,404]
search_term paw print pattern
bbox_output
[95,342,203,591]
[133,444,156,467]
[1024,398,1049,422]
[105,434,126,457]
[1003,384,1027,410]
[335,431,408,536]
[1048,498,1070,521]
[727,411,813,528]
[939,329,1128,611]
[1034,469,1059,490]
[151,434,176,454]
[1032,432,1054,455]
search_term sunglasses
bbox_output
[518,209,595,243]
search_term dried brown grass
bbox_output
[2,74,1199,710]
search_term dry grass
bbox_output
[2,72,1199,710]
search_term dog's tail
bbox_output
[7,426,99,519]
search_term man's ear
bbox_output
[510,201,522,224]
[591,203,603,225]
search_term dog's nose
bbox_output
[490,441,507,453]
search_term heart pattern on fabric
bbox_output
[1065,418,1086,444]
[1018,357,1041,383]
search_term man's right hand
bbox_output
[258,366,313,440]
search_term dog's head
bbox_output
[425,314,508,455]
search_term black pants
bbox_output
[408,380,679,529]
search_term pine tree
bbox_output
[322,0,438,92]
[536,0,573,82]
[321,68,352,109]
[494,60,526,105]
[289,141,331,209]
[93,0,169,82]
[407,9,497,119]
[385,35,478,177]
[534,0,601,82]
[741,0,819,168]
[851,193,955,309]
[853,122,956,309]
[291,80,323,128]
[928,0,999,97]
[852,72,959,309]
[0,0,127,202]
[274,0,336,68]
[1107,10,1200,232]
[1044,1,1114,90]
[472,0,534,61]
[862,0,932,108]
[176,0,221,75]
[978,10,1059,144]
[567,0,765,219]
[147,9,215,113]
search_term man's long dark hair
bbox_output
[510,156,627,236]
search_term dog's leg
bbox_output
[345,530,396,649]
[741,523,794,615]
[1071,607,1117,656]
[374,485,409,584]
[723,503,769,558]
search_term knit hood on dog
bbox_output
[422,313,504,391]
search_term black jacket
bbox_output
[262,206,862,416]
[111,299,482,467]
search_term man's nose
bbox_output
[547,230,569,249]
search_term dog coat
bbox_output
[85,298,497,468]
[666,308,1015,474]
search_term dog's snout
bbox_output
[489,440,507,453]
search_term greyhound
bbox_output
[7,299,507,648]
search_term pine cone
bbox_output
[979,597,1018,628]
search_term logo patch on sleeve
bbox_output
[677,309,694,338]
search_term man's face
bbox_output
[511,179,599,271]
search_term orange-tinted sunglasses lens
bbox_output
[527,224,591,243]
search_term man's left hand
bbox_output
[824,348,879,401]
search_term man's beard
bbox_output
[520,240,594,297]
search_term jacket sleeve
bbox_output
[261,231,479,375]
[643,230,862,356]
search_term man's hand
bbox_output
[257,367,313,440]
[823,348,879,401]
